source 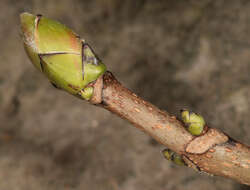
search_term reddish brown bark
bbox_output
[92,71,250,185]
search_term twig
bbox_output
[92,71,250,185]
[20,12,250,185]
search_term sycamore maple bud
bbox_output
[162,149,186,166]
[181,109,205,136]
[20,12,106,100]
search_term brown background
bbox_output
[0,0,250,189]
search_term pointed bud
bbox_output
[20,12,106,100]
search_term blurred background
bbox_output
[0,0,250,189]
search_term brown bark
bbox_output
[91,71,250,185]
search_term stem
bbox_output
[96,71,250,185]
[20,12,250,186]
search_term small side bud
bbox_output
[79,87,94,100]
[162,149,186,166]
[181,109,205,136]
[162,149,172,160]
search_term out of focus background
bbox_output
[0,0,250,189]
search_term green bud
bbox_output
[181,109,205,136]
[172,154,186,166]
[162,149,172,160]
[162,149,186,166]
[20,12,106,100]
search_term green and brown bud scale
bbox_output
[162,149,186,166]
[20,13,106,100]
[181,109,205,136]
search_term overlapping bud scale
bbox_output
[20,13,106,100]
